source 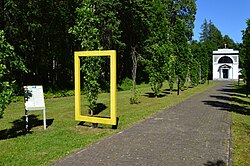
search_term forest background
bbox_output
[1,0,250,116]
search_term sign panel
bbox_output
[24,85,45,109]
[24,85,46,130]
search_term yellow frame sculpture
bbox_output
[74,50,117,125]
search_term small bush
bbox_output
[44,90,75,99]
[130,89,141,104]
[118,78,132,91]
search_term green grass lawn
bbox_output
[0,82,216,166]
[231,83,250,166]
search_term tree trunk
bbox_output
[186,66,190,89]
[246,80,249,98]
[177,78,180,95]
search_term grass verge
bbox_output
[0,81,216,166]
[231,83,250,166]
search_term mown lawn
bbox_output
[0,82,216,166]
[231,83,250,166]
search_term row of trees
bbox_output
[1,0,198,89]
[241,19,250,97]
[1,0,197,111]
[0,0,242,115]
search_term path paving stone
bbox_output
[52,81,232,166]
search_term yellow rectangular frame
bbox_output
[74,50,117,125]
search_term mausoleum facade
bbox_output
[212,48,239,80]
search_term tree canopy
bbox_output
[241,19,250,97]
[0,30,27,118]
[1,0,246,117]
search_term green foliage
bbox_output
[199,19,210,42]
[190,58,200,86]
[0,30,27,118]
[69,0,101,50]
[130,89,141,104]
[44,90,75,99]
[167,0,197,40]
[3,0,78,88]
[0,82,13,118]
[81,57,103,112]
[69,0,101,113]
[144,44,169,97]
[69,0,123,112]
[241,19,250,96]
[190,41,202,84]
[200,19,225,49]
[143,0,172,97]
[2,0,200,98]
[172,19,190,89]
[118,77,132,91]
[223,35,236,49]
[117,78,141,104]
[167,55,176,93]
[209,22,224,48]
[199,41,213,82]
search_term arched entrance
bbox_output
[218,56,233,63]
[218,64,231,79]
[217,56,233,79]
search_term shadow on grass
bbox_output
[78,103,110,128]
[78,121,103,128]
[0,115,54,140]
[91,103,107,115]
[204,160,226,166]
[162,88,178,95]
[163,88,178,92]
[221,92,246,98]
[219,84,246,95]
[202,84,250,115]
[143,92,166,98]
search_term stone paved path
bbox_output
[52,81,232,166]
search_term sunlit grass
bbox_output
[231,83,250,166]
[0,81,216,166]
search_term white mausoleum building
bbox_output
[212,48,239,80]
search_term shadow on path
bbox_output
[202,83,250,115]
[204,160,226,166]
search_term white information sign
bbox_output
[24,85,46,130]
[24,85,45,109]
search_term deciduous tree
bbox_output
[241,19,250,97]
[69,0,123,112]
[144,0,171,97]
[0,30,27,118]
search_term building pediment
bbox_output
[213,48,239,55]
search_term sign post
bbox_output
[24,85,46,130]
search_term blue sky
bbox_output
[193,0,250,43]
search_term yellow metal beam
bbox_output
[74,50,117,126]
